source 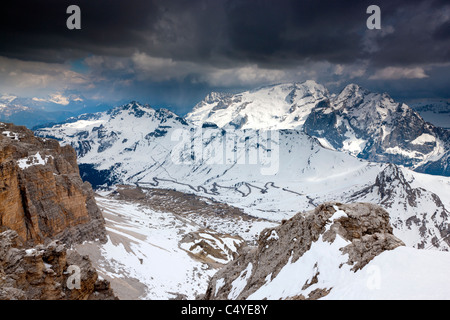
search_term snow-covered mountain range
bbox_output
[35,90,450,251]
[187,80,329,130]
[187,81,450,176]
[30,80,450,299]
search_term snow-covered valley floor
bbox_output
[75,191,276,300]
[73,185,450,300]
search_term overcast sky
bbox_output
[0,0,449,114]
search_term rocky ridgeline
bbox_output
[0,122,116,299]
[204,202,404,300]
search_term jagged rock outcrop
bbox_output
[180,230,244,266]
[0,230,116,300]
[204,202,404,300]
[0,122,106,246]
[348,164,450,250]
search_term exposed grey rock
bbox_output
[204,202,405,300]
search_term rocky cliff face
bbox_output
[0,122,115,299]
[0,229,116,300]
[204,202,404,300]
[0,122,106,246]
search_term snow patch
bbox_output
[385,146,421,158]
[2,131,19,140]
[17,152,53,169]
[411,133,436,145]
[316,138,335,150]
[228,263,253,299]
[325,206,348,232]
[64,119,105,129]
[267,230,279,241]
[215,278,225,297]
[248,234,350,299]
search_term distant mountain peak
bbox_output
[187,80,329,130]
[203,92,233,104]
[340,83,366,93]
[0,93,18,103]
[248,80,328,95]
[124,100,151,109]
[298,79,327,91]
[107,101,155,118]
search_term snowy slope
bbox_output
[250,245,450,300]
[76,195,216,299]
[36,102,190,187]
[346,164,450,250]
[322,246,450,300]
[74,192,274,300]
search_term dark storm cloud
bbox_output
[0,0,448,67]
[0,0,228,63]
[0,0,449,110]
[434,21,450,41]
[367,0,450,67]
[221,0,367,65]
[0,0,160,62]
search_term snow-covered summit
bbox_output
[187,80,329,130]
[331,83,401,119]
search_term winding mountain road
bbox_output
[136,177,307,199]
